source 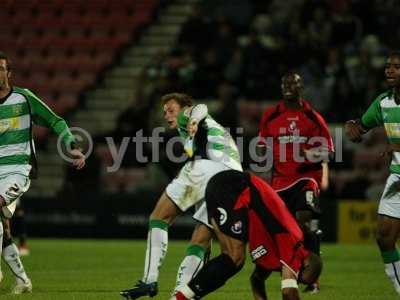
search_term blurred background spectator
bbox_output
[2,0,399,239]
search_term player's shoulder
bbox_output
[12,86,30,95]
[12,86,38,99]
[260,103,281,123]
[302,100,329,127]
[373,90,391,103]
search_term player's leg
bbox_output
[2,218,32,294]
[296,210,321,293]
[143,191,181,283]
[0,175,31,293]
[13,202,29,256]
[173,218,245,300]
[296,210,320,256]
[376,174,400,295]
[173,223,212,294]
[376,215,400,295]
[120,191,181,299]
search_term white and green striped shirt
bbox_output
[0,87,75,177]
[361,90,400,174]
[177,104,242,171]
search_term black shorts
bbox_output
[205,170,249,242]
[277,180,320,217]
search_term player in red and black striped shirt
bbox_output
[172,170,322,300]
[258,72,334,292]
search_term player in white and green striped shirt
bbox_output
[0,52,85,294]
[121,93,242,299]
[345,51,400,296]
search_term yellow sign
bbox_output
[338,201,378,244]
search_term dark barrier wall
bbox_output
[21,192,337,242]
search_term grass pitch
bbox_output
[0,239,396,299]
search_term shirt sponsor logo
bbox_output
[251,245,268,260]
[0,117,20,133]
[278,136,308,144]
[384,123,400,138]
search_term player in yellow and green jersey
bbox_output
[0,51,85,294]
[345,51,400,296]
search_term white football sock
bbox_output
[173,244,205,294]
[385,261,400,295]
[142,220,168,284]
[3,243,29,284]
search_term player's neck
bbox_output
[284,98,302,110]
[0,86,11,100]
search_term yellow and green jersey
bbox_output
[361,90,400,174]
[0,86,75,177]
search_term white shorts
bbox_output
[379,173,400,219]
[166,159,237,224]
[0,173,30,219]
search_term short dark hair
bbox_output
[161,93,193,108]
[388,50,400,60]
[0,51,11,71]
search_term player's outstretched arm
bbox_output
[250,265,271,300]
[24,89,86,169]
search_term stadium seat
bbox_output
[1,0,161,143]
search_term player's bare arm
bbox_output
[281,265,300,300]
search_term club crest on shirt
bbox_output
[231,220,243,234]
[288,121,297,133]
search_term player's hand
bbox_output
[344,120,364,143]
[187,118,198,137]
[69,149,86,170]
[301,146,329,162]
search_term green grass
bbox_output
[0,239,397,299]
